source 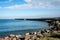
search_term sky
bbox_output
[0,0,60,19]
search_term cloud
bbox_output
[24,0,32,3]
[4,4,33,9]
[30,0,60,8]
[0,0,60,9]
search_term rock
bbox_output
[4,36,10,40]
[31,35,37,40]
[16,35,22,38]
[46,29,50,33]
[10,34,15,38]
[16,35,22,40]
[13,37,17,40]
[25,33,30,40]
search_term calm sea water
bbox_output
[0,19,49,37]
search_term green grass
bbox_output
[37,32,60,40]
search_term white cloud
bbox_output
[4,4,33,9]
[31,0,60,9]
[24,0,32,3]
[1,0,60,9]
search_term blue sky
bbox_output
[0,0,60,19]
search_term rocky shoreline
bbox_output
[0,20,60,40]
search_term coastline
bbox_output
[0,28,45,37]
[0,20,60,40]
[0,26,60,40]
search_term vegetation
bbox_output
[36,32,60,40]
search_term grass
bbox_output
[37,32,60,40]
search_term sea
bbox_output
[0,19,50,37]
